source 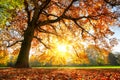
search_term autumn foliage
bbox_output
[0,0,120,67]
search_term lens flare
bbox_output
[57,44,67,54]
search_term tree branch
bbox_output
[73,20,96,39]
[62,0,76,15]
[52,1,66,9]
[7,40,23,47]
[33,36,49,49]
[49,24,57,33]
[37,27,58,36]
[104,0,120,6]
[24,0,31,23]
[37,0,77,27]
[36,0,112,40]
[31,0,51,24]
[37,12,113,27]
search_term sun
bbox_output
[57,44,67,53]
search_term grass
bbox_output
[33,66,120,69]
[0,66,120,69]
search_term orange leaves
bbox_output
[12,49,20,55]
[39,14,47,21]
[68,6,81,18]
[110,38,118,47]
[0,68,120,80]
[47,3,63,18]
[90,15,113,34]
[32,38,39,47]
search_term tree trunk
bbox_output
[14,24,35,68]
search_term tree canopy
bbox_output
[0,0,24,28]
[0,0,120,67]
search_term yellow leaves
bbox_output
[30,33,90,65]
[72,52,89,64]
[30,19,94,66]
[0,50,7,58]
[52,56,66,65]
[0,50,9,66]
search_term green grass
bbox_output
[33,66,120,69]
[0,66,120,69]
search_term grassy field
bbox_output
[32,66,120,69]
[0,66,120,69]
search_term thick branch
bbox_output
[31,0,51,24]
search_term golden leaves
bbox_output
[0,50,9,66]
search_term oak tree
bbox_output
[0,0,120,68]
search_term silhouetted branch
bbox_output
[62,0,76,15]
[37,27,58,36]
[52,1,66,9]
[38,12,113,27]
[33,36,49,48]
[7,40,23,47]
[36,0,115,40]
[73,20,96,39]
[24,0,31,23]
[37,0,77,26]
[104,0,120,6]
[49,24,57,33]
[42,10,59,18]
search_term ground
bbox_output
[0,68,120,80]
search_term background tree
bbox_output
[86,45,109,65]
[108,53,119,65]
[116,54,120,65]
[0,0,120,68]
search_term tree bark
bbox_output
[14,24,35,68]
[14,2,41,68]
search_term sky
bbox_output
[110,26,120,53]
[109,5,120,53]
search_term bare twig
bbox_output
[73,20,96,39]
[7,40,23,47]
[37,27,58,36]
